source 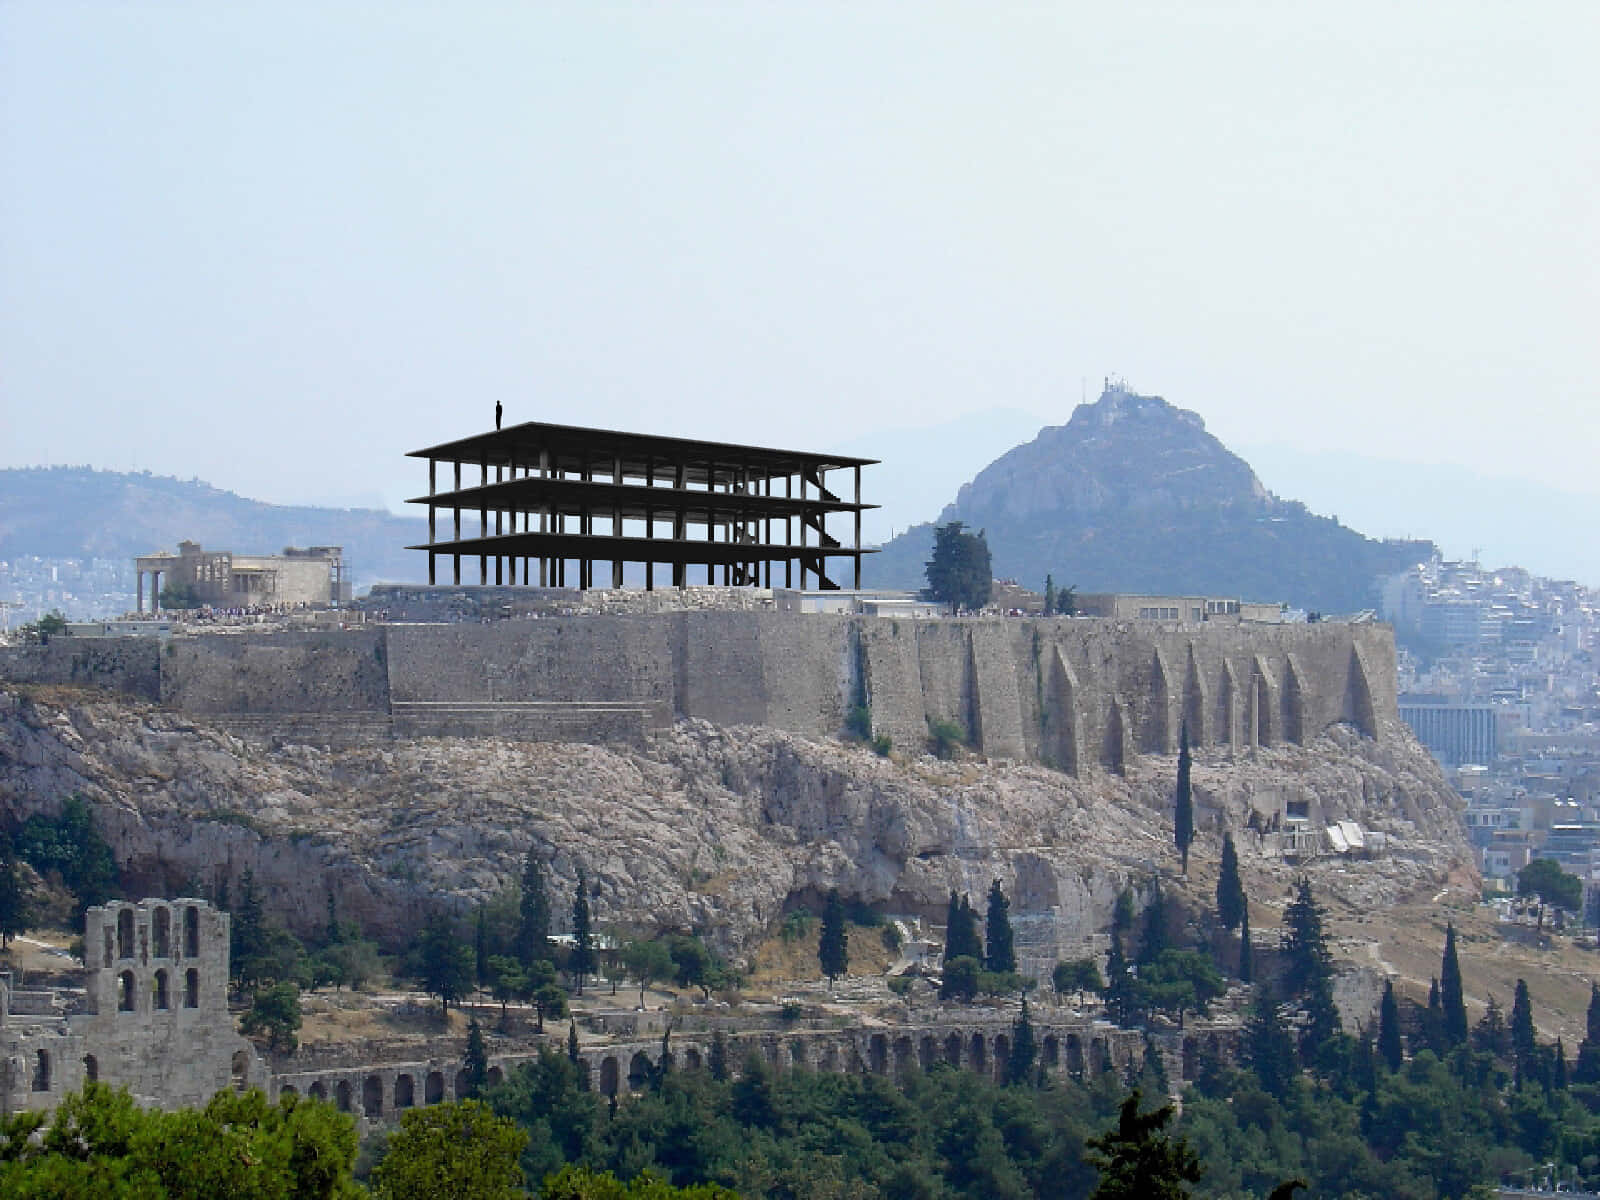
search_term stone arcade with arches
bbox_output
[0,899,267,1115]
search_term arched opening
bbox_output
[788,1042,807,1071]
[425,1071,444,1104]
[184,906,200,958]
[763,1038,780,1067]
[335,1080,352,1111]
[599,1057,620,1097]
[153,907,171,958]
[31,1050,50,1092]
[309,1081,327,1102]
[682,1047,703,1071]
[818,1043,840,1072]
[868,1033,888,1075]
[83,1054,98,1082]
[453,1070,468,1099]
[362,1075,382,1118]
[944,1033,962,1067]
[117,908,134,960]
[118,970,136,1012]
[280,1084,298,1098]
[394,1075,414,1109]
[627,1052,651,1091]
[153,969,170,1011]
[486,1066,504,1088]
[991,1034,1010,1081]
[231,1050,250,1093]
[1090,1039,1108,1074]
[893,1036,914,1077]
[1042,1035,1059,1068]
[1066,1034,1084,1076]
[184,968,199,1009]
[968,1034,986,1074]
[919,1036,937,1071]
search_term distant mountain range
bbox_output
[0,467,428,587]
[864,386,1436,614]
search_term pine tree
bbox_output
[1005,993,1037,1086]
[1238,907,1253,984]
[517,846,551,968]
[1577,984,1600,1083]
[1440,922,1468,1048]
[462,1018,489,1098]
[1511,977,1536,1085]
[1378,979,1403,1071]
[1174,725,1193,875]
[1217,833,1245,932]
[1085,1089,1203,1200]
[570,869,595,994]
[1281,877,1340,1055]
[984,879,1016,974]
[1244,987,1298,1098]
[818,888,849,988]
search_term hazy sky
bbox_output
[3,5,1596,528]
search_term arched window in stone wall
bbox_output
[118,970,136,1013]
[153,969,170,1011]
[335,1080,352,1111]
[117,908,134,961]
[32,1050,50,1092]
[394,1074,414,1109]
[102,927,114,968]
[184,968,199,1009]
[83,1054,98,1082]
[309,1080,327,1102]
[184,906,200,958]
[424,1071,444,1104]
[153,907,171,958]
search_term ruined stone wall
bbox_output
[0,614,1401,769]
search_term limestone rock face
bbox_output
[0,686,1468,957]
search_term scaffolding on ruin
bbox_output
[407,421,878,591]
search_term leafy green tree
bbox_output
[462,1018,489,1099]
[708,1030,728,1082]
[1519,858,1583,930]
[1136,949,1224,1030]
[984,879,1016,974]
[518,847,552,967]
[1113,887,1136,937]
[570,870,595,994]
[1440,922,1468,1048]
[540,1166,739,1198]
[818,888,848,988]
[240,981,302,1053]
[1474,993,1511,1057]
[16,796,119,924]
[1056,584,1077,616]
[322,937,380,992]
[533,981,569,1034]
[371,1100,528,1200]
[0,832,33,948]
[158,580,201,609]
[488,955,528,1021]
[1216,833,1245,931]
[419,913,475,1013]
[1174,725,1193,874]
[621,938,674,1008]
[1006,994,1038,1085]
[940,955,981,1003]
[924,521,992,612]
[1378,979,1403,1071]
[1053,957,1105,1000]
[1085,1088,1203,1199]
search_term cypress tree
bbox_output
[1425,977,1445,1055]
[709,1030,729,1081]
[570,869,595,994]
[462,1018,489,1098]
[943,891,963,959]
[1044,575,1056,616]
[1556,1038,1569,1089]
[567,1019,581,1067]
[818,888,849,988]
[1005,993,1038,1085]
[945,893,981,963]
[1104,928,1133,1027]
[1174,725,1194,874]
[1577,984,1600,1082]
[984,879,1016,974]
[1474,994,1510,1057]
[1282,877,1340,1055]
[1243,987,1297,1098]
[1511,978,1536,1084]
[1217,833,1246,932]
[1440,922,1468,1048]
[1238,906,1253,984]
[474,904,489,991]
[1378,979,1403,1071]
[1140,879,1169,966]
[517,846,551,967]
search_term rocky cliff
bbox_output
[0,683,1468,961]
[867,384,1434,613]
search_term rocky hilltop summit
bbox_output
[867,384,1433,613]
